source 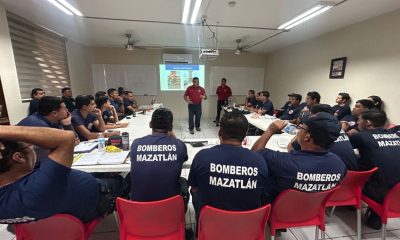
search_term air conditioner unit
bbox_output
[199,48,219,60]
[162,54,193,64]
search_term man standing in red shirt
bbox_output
[214,78,232,126]
[184,77,207,134]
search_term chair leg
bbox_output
[328,206,336,217]
[322,230,326,240]
[357,209,361,240]
[271,236,275,240]
[315,226,319,240]
[114,211,119,228]
[381,223,386,240]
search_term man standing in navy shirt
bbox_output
[130,108,189,205]
[214,78,232,126]
[184,77,207,134]
[252,112,346,202]
[189,112,268,220]
[0,127,101,223]
[349,110,400,229]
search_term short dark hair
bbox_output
[260,91,270,98]
[248,90,255,95]
[95,96,109,108]
[107,88,117,96]
[75,95,94,110]
[38,96,64,116]
[360,110,387,128]
[31,88,43,98]
[117,87,124,94]
[221,78,226,82]
[193,77,199,81]
[151,108,173,131]
[219,112,248,142]
[368,95,382,110]
[310,104,333,115]
[288,93,302,102]
[356,99,375,110]
[338,92,350,102]
[0,141,29,173]
[307,91,321,103]
[95,91,106,99]
[124,91,133,95]
[61,87,71,94]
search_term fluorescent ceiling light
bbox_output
[190,0,202,24]
[181,0,191,24]
[47,0,73,15]
[278,2,334,30]
[284,6,332,30]
[57,0,83,16]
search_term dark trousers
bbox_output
[188,104,202,130]
[363,181,389,204]
[216,100,227,122]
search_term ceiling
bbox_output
[2,0,400,53]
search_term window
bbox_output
[7,12,70,100]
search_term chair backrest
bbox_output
[383,183,400,219]
[116,195,185,240]
[15,214,85,240]
[327,167,378,208]
[269,187,338,234]
[198,204,271,240]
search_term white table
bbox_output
[244,113,277,131]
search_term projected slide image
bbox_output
[160,64,205,91]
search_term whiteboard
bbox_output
[210,66,264,95]
[92,64,157,95]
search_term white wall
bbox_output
[266,9,400,123]
[66,40,92,96]
[0,2,27,124]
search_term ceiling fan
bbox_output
[234,39,248,55]
[124,33,145,51]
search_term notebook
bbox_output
[72,151,130,166]
[74,141,98,153]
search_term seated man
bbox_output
[61,87,76,113]
[302,91,321,112]
[130,108,189,206]
[349,110,400,229]
[123,91,139,115]
[253,91,274,116]
[332,92,351,120]
[341,99,375,136]
[244,90,258,108]
[107,88,125,117]
[72,95,119,141]
[189,113,268,219]
[28,88,45,115]
[252,112,346,202]
[0,126,125,224]
[279,93,305,123]
[274,94,292,118]
[288,104,358,170]
[95,96,128,130]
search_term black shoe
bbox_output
[196,127,201,131]
[366,209,382,230]
[216,123,220,127]
[190,129,194,134]
[213,120,217,123]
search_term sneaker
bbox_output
[196,127,201,131]
[365,209,382,230]
[190,129,194,134]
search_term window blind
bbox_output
[7,11,70,100]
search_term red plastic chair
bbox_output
[116,195,185,240]
[326,167,378,240]
[269,187,339,240]
[14,214,102,240]
[198,204,271,240]
[362,183,400,240]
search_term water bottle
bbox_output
[122,132,130,151]
[151,98,155,105]
[97,133,106,152]
[283,124,297,135]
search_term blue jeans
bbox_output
[188,104,202,130]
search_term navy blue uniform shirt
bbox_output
[71,109,98,141]
[28,99,39,115]
[188,144,268,211]
[279,103,305,121]
[258,149,346,201]
[123,98,136,115]
[261,100,274,116]
[110,99,122,114]
[0,157,99,224]
[350,128,400,189]
[130,133,188,201]
[18,113,63,129]
[332,104,351,120]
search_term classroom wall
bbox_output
[89,48,267,118]
[0,2,28,124]
[66,40,92,96]
[265,9,400,124]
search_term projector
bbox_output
[199,48,219,60]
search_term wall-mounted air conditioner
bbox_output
[162,54,193,64]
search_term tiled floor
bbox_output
[2,118,400,239]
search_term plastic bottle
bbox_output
[151,98,155,105]
[122,132,130,151]
[97,133,106,152]
[283,124,297,135]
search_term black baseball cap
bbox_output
[299,112,341,148]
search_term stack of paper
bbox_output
[72,151,130,166]
[74,141,98,153]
